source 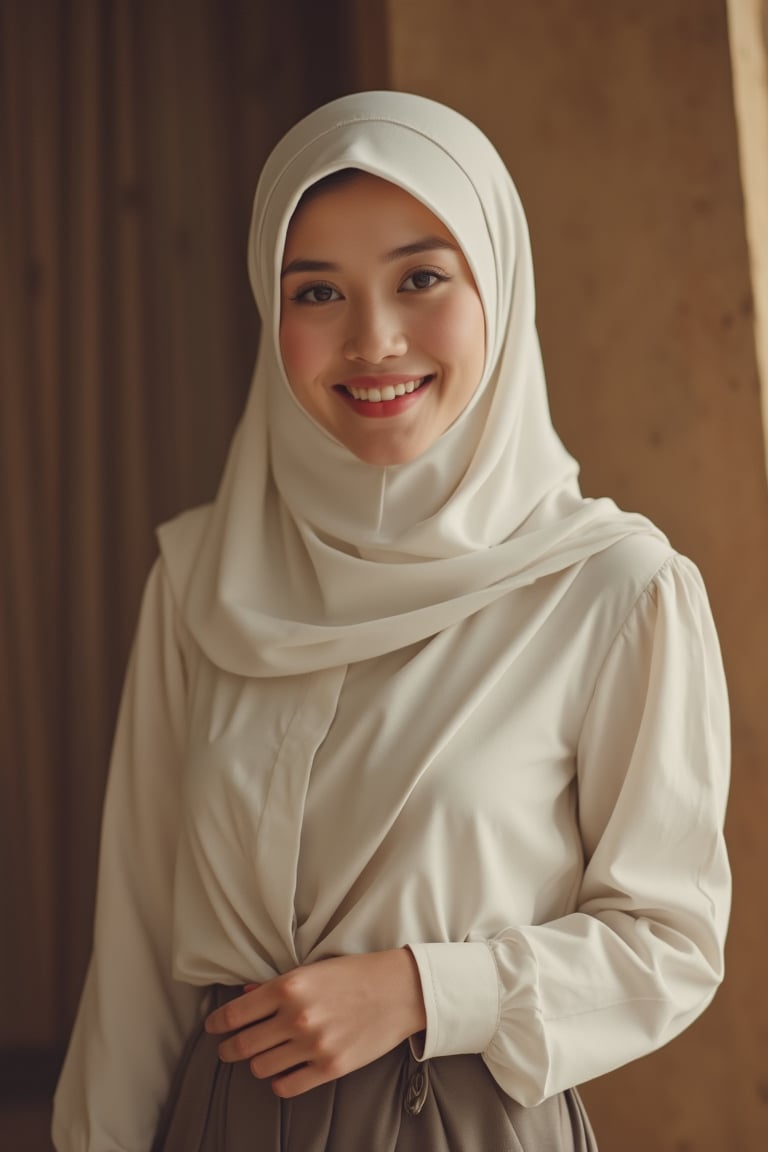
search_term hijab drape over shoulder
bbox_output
[158,91,664,676]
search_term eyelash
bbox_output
[289,267,451,305]
[400,267,450,292]
[290,282,341,305]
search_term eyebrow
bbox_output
[280,235,459,278]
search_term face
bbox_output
[279,173,486,466]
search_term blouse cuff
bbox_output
[407,941,500,1060]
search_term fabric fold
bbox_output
[158,90,666,678]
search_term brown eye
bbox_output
[294,283,341,304]
[400,269,447,292]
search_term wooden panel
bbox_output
[0,0,386,1062]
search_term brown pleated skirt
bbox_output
[153,986,598,1152]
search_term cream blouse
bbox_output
[52,511,730,1152]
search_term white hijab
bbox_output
[159,91,664,676]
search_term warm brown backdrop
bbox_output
[2,1,767,1148]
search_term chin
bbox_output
[348,440,431,467]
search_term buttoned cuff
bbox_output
[406,941,500,1061]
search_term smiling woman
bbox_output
[51,92,730,1152]
[279,171,486,464]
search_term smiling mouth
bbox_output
[339,375,434,402]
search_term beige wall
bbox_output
[728,0,768,479]
[386,1,768,1149]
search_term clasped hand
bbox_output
[204,948,426,1098]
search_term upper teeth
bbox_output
[345,377,427,402]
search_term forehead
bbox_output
[282,172,457,257]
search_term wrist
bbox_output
[392,946,427,1036]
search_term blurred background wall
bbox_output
[2,1,767,1148]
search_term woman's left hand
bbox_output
[204,948,427,1097]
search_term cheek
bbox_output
[425,293,486,376]
[279,317,328,391]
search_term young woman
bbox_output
[52,91,730,1151]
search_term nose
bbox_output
[343,297,407,363]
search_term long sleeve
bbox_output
[409,555,731,1105]
[52,560,207,1151]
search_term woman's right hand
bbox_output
[204,948,426,1097]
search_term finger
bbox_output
[217,1015,292,1064]
[249,1043,307,1081]
[270,1060,341,1099]
[205,985,272,1035]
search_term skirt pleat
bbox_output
[153,985,598,1152]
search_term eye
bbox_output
[399,268,449,293]
[291,282,342,304]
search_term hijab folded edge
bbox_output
[157,91,668,677]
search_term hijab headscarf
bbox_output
[159,91,664,676]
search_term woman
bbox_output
[52,91,730,1151]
